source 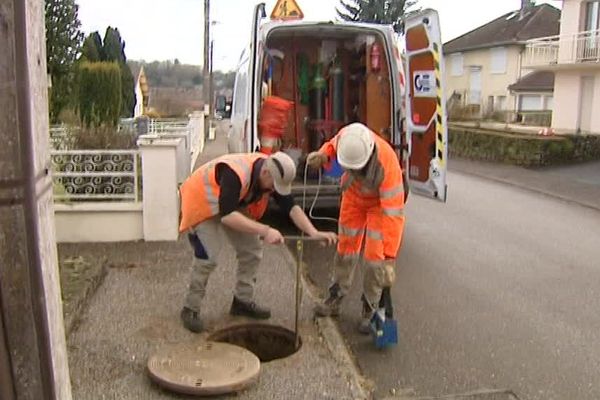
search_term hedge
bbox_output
[449,127,600,167]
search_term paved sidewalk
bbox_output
[63,130,365,399]
[449,158,600,211]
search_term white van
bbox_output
[228,3,448,206]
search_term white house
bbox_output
[130,65,150,118]
[523,0,600,134]
[444,3,561,118]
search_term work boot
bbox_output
[358,296,374,335]
[230,297,271,319]
[314,283,343,317]
[180,307,203,333]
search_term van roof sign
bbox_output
[270,0,304,21]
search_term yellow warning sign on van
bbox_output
[270,0,304,21]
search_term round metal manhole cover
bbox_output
[147,341,260,396]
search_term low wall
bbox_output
[449,127,600,167]
[54,203,143,243]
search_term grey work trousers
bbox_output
[184,217,263,312]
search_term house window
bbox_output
[585,1,600,31]
[544,95,554,111]
[518,94,543,111]
[490,47,507,74]
[450,53,464,76]
[495,96,507,111]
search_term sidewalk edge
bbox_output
[64,262,108,336]
[280,247,370,400]
[315,317,370,400]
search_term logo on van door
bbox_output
[413,70,436,97]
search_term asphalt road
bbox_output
[287,171,600,400]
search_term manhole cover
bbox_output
[147,341,260,396]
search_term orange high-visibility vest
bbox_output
[179,153,270,232]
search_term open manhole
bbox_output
[208,323,301,362]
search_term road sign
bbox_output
[271,0,304,21]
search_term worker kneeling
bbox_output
[178,151,337,333]
[307,123,405,334]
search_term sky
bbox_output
[76,0,563,72]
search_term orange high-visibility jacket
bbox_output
[318,129,405,261]
[179,153,270,233]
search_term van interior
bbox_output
[259,26,396,181]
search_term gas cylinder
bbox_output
[309,63,326,150]
[330,59,345,123]
[309,63,326,120]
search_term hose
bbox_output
[302,161,338,224]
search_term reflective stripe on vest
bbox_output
[202,168,220,215]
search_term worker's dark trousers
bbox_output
[184,217,263,312]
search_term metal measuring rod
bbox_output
[282,235,323,349]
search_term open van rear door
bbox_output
[249,3,267,152]
[403,9,448,202]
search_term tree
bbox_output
[102,27,124,63]
[337,0,420,33]
[81,32,104,62]
[102,27,135,118]
[45,0,84,122]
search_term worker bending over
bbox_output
[307,123,405,333]
[178,151,337,333]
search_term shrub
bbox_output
[78,61,122,128]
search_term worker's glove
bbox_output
[306,152,328,169]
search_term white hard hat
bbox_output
[336,123,375,170]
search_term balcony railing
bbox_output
[524,29,600,67]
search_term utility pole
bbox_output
[203,0,211,123]
[0,0,71,399]
[209,39,214,117]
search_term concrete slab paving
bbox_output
[62,238,362,399]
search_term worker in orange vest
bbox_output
[178,151,337,333]
[307,123,406,333]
